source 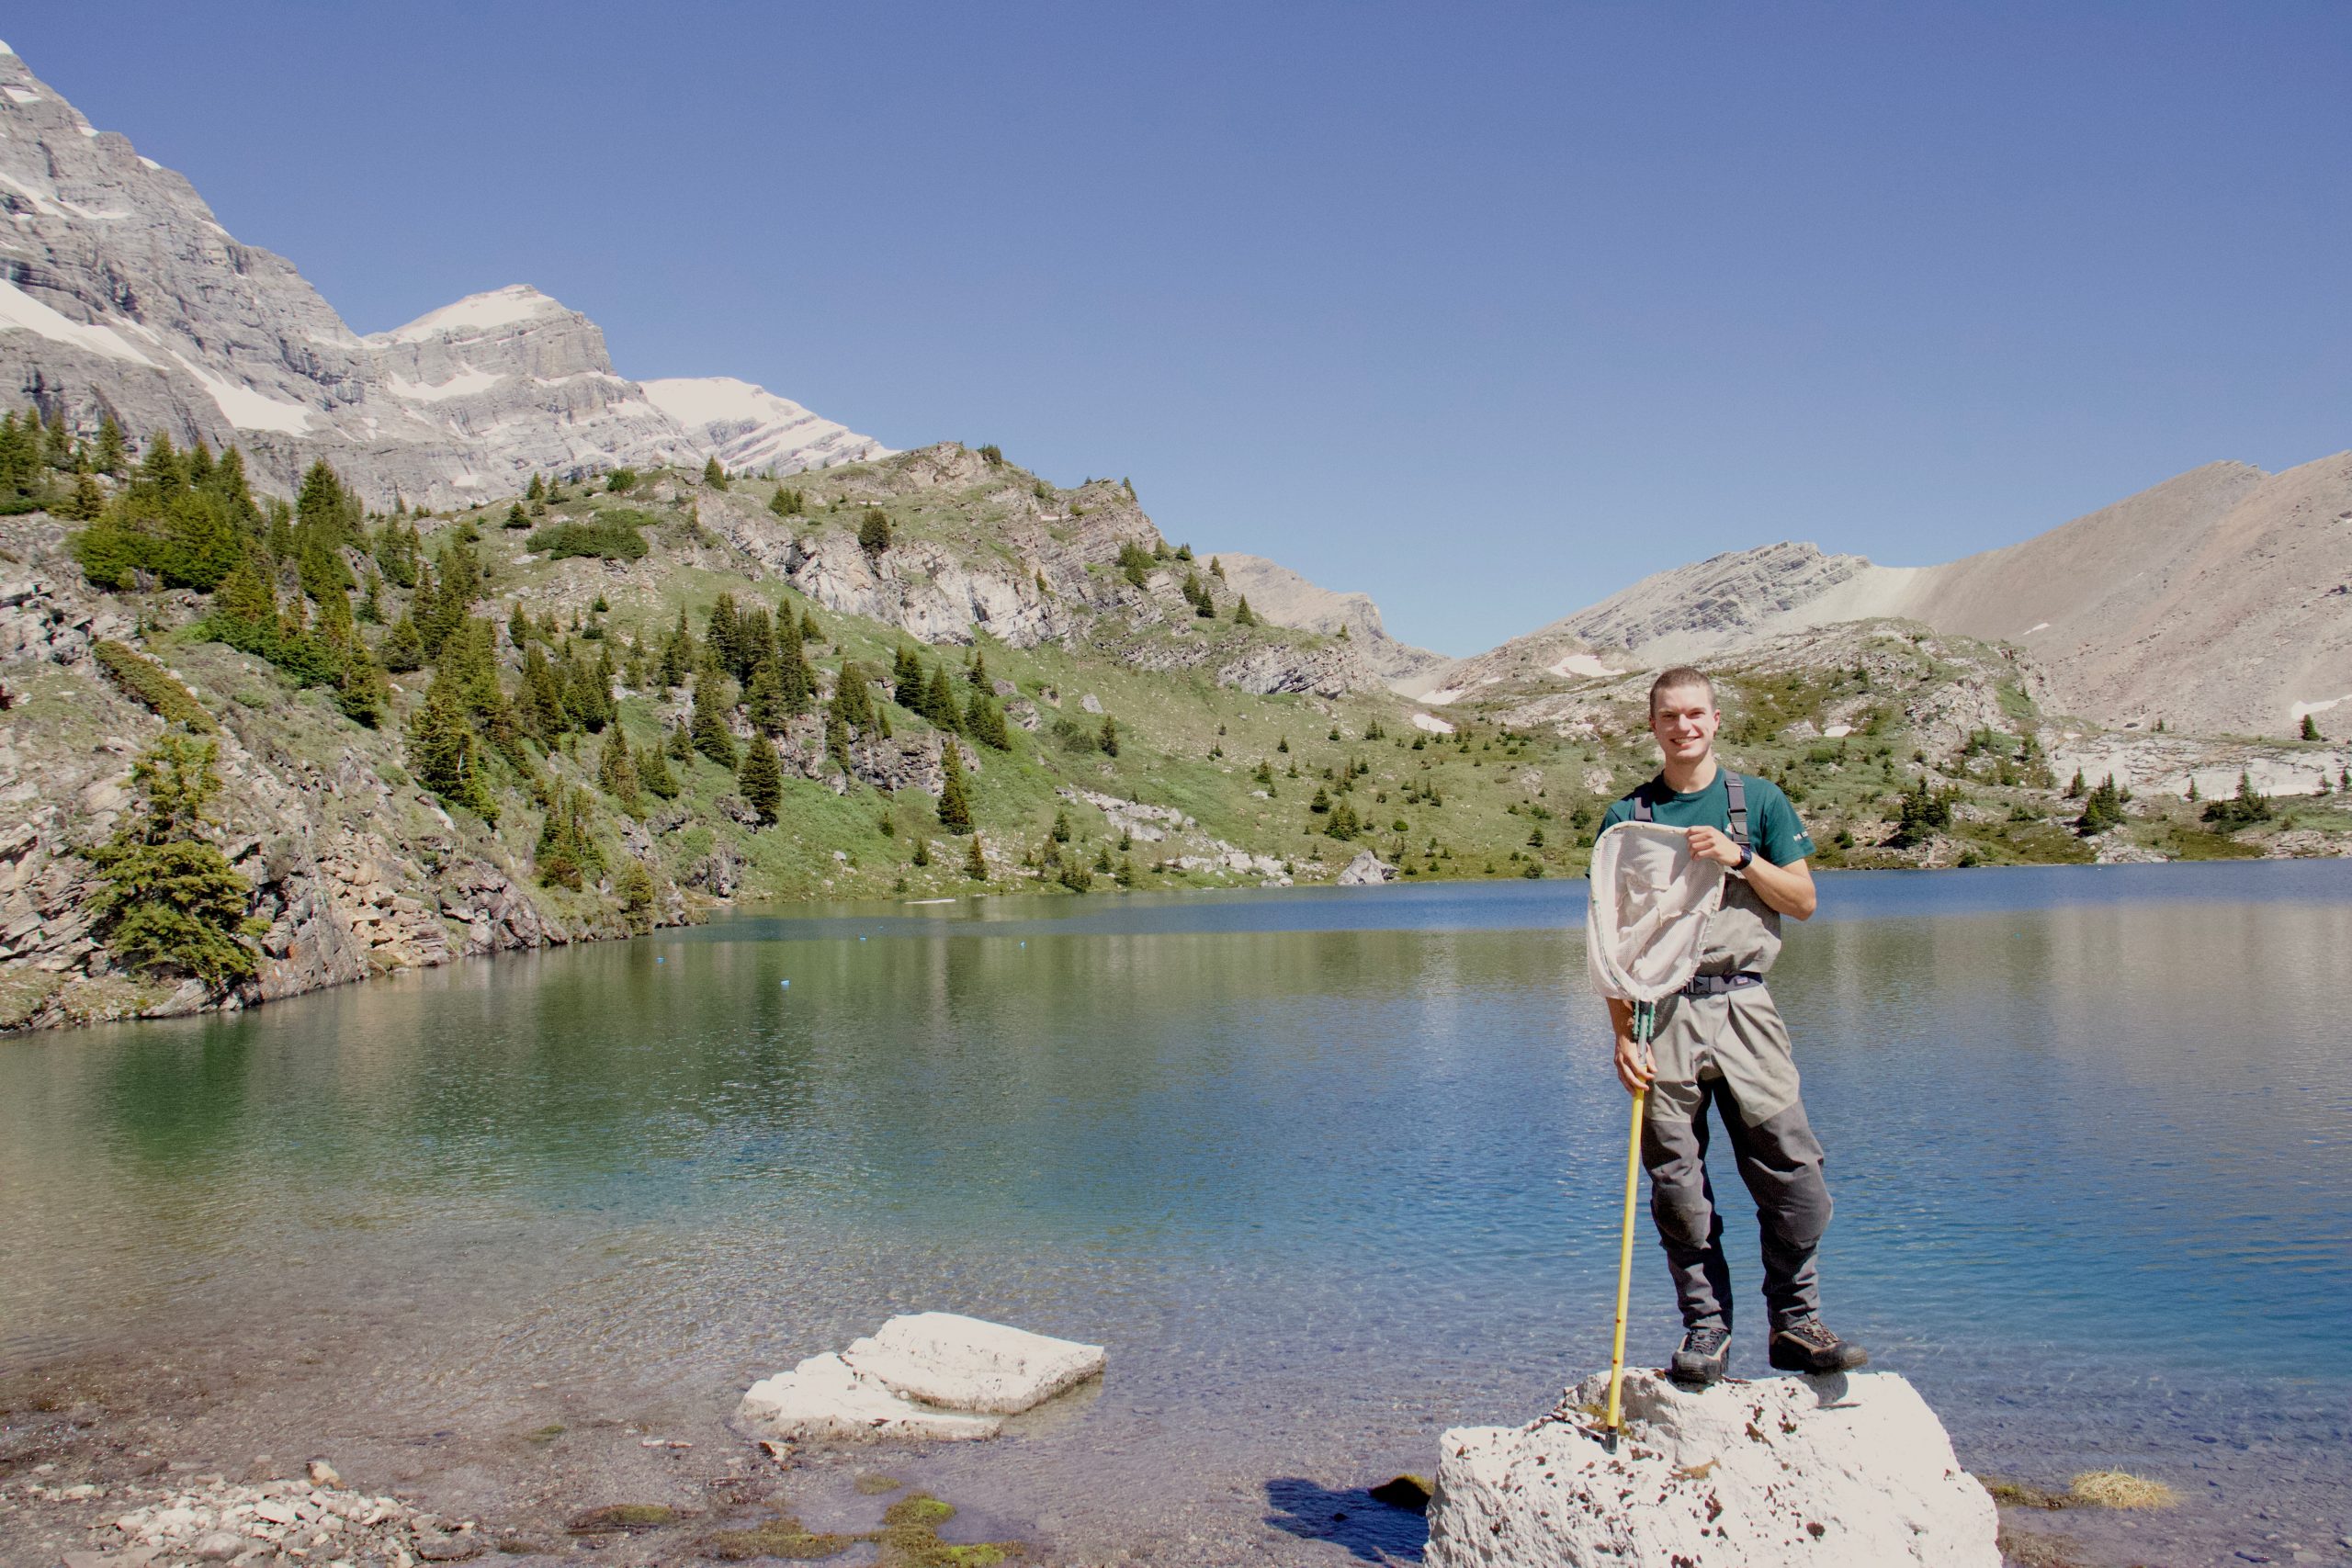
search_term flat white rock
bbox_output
[1424,1369,1998,1568]
[738,1352,1001,1442]
[841,1311,1106,1416]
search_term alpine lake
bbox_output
[2,863,2346,1567]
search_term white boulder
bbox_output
[1337,850,1397,886]
[738,1352,1002,1442]
[1424,1370,1998,1568]
[738,1314,1106,1442]
[841,1311,1105,1416]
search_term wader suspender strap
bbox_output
[1631,772,1750,850]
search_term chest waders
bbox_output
[1586,786,1746,1451]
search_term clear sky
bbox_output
[9,4,2348,654]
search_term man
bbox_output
[1593,666,1868,1385]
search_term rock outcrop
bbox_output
[0,45,884,507]
[1423,1369,1998,1568]
[1202,552,1450,686]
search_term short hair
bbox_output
[1648,666,1714,714]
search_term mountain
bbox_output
[1194,553,1450,683]
[0,43,883,506]
[1443,455,2352,739]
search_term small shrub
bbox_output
[92,640,214,732]
[531,520,649,561]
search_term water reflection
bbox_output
[1,862,2346,1559]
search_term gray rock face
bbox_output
[0,45,884,508]
[1549,541,1880,661]
[1204,552,1450,686]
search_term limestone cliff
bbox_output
[0,45,883,508]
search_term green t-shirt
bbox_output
[1592,768,1815,866]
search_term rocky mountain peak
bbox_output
[0,46,883,504]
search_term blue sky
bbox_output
[11,4,2348,654]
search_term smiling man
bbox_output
[1592,665,1868,1386]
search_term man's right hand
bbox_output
[1614,1032,1655,1095]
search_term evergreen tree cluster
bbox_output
[1891,774,1961,847]
[888,643,1013,750]
[2199,771,2271,832]
[0,400,123,519]
[2075,773,2131,835]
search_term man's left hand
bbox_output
[1686,825,1743,867]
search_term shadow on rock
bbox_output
[1263,1478,1427,1563]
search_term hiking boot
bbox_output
[1769,1317,1869,1374]
[1668,1325,1732,1386]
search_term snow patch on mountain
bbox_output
[378,285,567,344]
[0,277,153,364]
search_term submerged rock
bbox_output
[1424,1369,1997,1568]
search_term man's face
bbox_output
[1649,685,1719,764]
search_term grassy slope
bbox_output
[83,451,2352,936]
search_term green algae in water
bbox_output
[854,1472,907,1495]
[570,1502,678,1531]
[702,1494,1019,1567]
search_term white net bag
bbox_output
[1585,820,1727,1004]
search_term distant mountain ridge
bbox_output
[0,44,886,506]
[1422,455,2352,738]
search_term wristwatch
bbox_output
[1735,843,1755,872]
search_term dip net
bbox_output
[1586,820,1726,1005]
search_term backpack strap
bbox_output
[1629,772,1750,849]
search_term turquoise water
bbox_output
[2,863,2346,1563]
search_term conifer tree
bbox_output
[1099,714,1119,757]
[926,665,960,730]
[85,736,266,988]
[534,785,604,889]
[892,643,924,702]
[800,608,821,646]
[746,659,790,734]
[662,607,696,688]
[737,734,782,824]
[639,735,678,799]
[407,673,496,820]
[666,720,695,763]
[691,671,737,765]
[379,613,425,673]
[336,642,388,728]
[963,692,1012,750]
[703,456,729,490]
[526,473,546,502]
[1234,596,1255,626]
[95,416,127,476]
[859,507,892,557]
[598,727,644,816]
[936,742,974,833]
[775,607,814,713]
[768,485,803,518]
[2302,714,2323,741]
[964,833,988,881]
